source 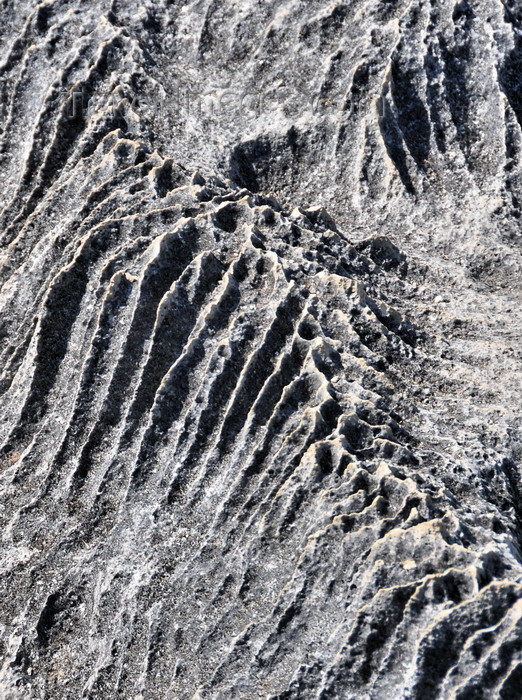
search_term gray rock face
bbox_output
[0,1,521,698]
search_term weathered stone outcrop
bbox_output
[0,1,521,698]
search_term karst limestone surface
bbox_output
[0,1,521,698]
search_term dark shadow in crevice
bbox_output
[378,98,415,194]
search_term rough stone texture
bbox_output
[0,1,521,698]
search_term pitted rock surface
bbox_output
[0,1,521,699]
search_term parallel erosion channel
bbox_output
[0,0,521,699]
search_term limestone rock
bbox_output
[0,1,521,699]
